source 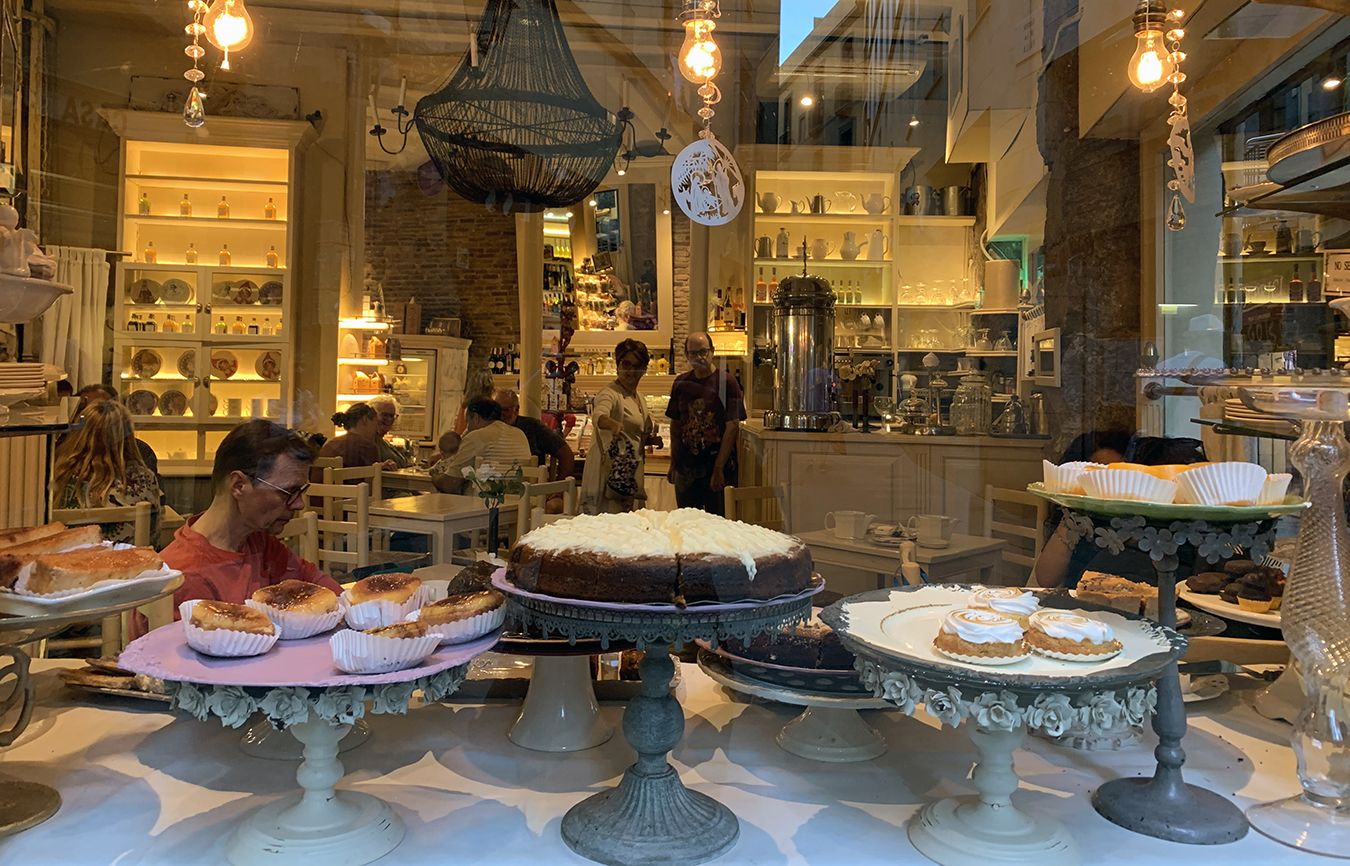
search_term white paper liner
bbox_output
[179,600,278,658]
[1028,642,1123,663]
[245,598,342,640]
[419,580,452,604]
[8,541,172,598]
[1259,473,1293,505]
[1175,461,1267,506]
[329,628,441,674]
[339,585,426,630]
[932,643,1028,666]
[1042,460,1105,495]
[1079,469,1177,504]
[407,604,506,646]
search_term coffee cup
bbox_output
[825,510,876,539]
[226,397,242,416]
[906,514,959,548]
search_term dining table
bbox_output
[796,529,1006,595]
[346,493,518,565]
[382,467,438,495]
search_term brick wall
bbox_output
[672,210,691,351]
[365,169,519,372]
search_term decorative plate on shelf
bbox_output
[127,278,160,305]
[259,280,283,305]
[129,349,162,378]
[211,281,233,302]
[1177,580,1281,629]
[230,280,259,305]
[1026,482,1309,521]
[157,389,188,417]
[176,351,195,379]
[255,350,282,381]
[210,350,239,379]
[159,278,193,304]
[126,390,158,416]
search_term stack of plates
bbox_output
[1223,398,1298,435]
[0,362,49,390]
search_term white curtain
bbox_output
[39,246,110,388]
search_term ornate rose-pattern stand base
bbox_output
[1059,510,1278,845]
[503,589,814,866]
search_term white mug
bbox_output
[906,514,958,548]
[826,510,876,539]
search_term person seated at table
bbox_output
[159,420,342,617]
[52,400,161,544]
[494,388,576,480]
[369,394,414,468]
[318,402,396,476]
[71,382,160,479]
[1032,430,1204,590]
[430,398,532,494]
[428,430,461,469]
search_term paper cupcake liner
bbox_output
[407,604,506,646]
[1175,462,1267,506]
[1080,469,1177,504]
[180,600,278,658]
[932,644,1028,666]
[1259,473,1293,505]
[245,599,342,640]
[419,580,452,604]
[340,586,426,630]
[329,628,441,674]
[1029,643,1123,663]
[1042,460,1105,495]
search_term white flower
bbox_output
[880,673,922,715]
[1084,692,1126,734]
[923,687,967,729]
[206,685,259,728]
[1027,693,1079,737]
[970,690,1023,731]
[461,466,476,479]
[259,687,312,728]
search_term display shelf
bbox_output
[126,174,289,193]
[338,357,390,366]
[895,304,975,312]
[1218,255,1321,264]
[123,214,287,229]
[894,215,977,227]
[895,346,966,353]
[970,307,1022,315]
[754,258,890,268]
[754,212,890,224]
[966,350,1018,357]
[1221,301,1327,307]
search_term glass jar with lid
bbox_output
[950,369,992,435]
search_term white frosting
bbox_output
[1029,610,1115,643]
[969,588,1040,617]
[516,508,799,580]
[940,608,1024,644]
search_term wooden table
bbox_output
[383,468,438,495]
[346,494,518,565]
[796,529,1006,596]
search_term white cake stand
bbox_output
[119,624,501,866]
[697,648,888,762]
[239,716,371,759]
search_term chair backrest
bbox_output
[517,478,579,534]
[307,481,370,574]
[520,463,548,483]
[984,484,1048,585]
[51,501,153,547]
[322,466,384,516]
[279,511,320,564]
[723,485,784,531]
[312,456,343,470]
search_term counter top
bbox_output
[742,418,1051,448]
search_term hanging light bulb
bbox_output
[1127,0,1174,93]
[678,1,721,85]
[204,0,254,70]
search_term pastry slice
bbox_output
[418,589,505,626]
[189,600,276,635]
[0,525,103,588]
[24,546,162,595]
[348,573,422,605]
[0,523,66,550]
[364,620,429,639]
[252,579,338,614]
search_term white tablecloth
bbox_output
[2,661,1310,865]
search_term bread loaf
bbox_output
[0,523,67,550]
[0,525,104,588]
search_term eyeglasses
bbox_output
[252,475,311,503]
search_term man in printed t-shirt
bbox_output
[665,332,746,516]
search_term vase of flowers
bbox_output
[835,357,881,432]
[461,462,526,555]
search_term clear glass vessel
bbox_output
[949,370,992,435]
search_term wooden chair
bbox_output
[984,485,1049,586]
[323,465,384,508]
[516,478,579,535]
[520,463,548,483]
[306,482,371,578]
[312,456,343,471]
[723,485,784,531]
[44,502,154,658]
[279,511,320,564]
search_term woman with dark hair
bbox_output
[53,400,161,543]
[317,402,391,472]
[580,338,659,514]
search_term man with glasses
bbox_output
[159,420,342,615]
[666,332,746,515]
[369,394,414,468]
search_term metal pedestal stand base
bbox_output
[225,717,403,866]
[0,780,60,837]
[561,651,738,866]
[909,726,1078,866]
[777,706,886,762]
[239,716,371,760]
[509,655,612,753]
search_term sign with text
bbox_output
[1327,252,1350,296]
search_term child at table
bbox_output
[427,431,461,473]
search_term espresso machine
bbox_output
[762,252,840,431]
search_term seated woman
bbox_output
[1032,430,1204,590]
[52,400,161,544]
[317,402,395,476]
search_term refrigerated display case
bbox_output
[336,333,470,447]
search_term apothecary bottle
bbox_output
[185,242,198,264]
[138,193,151,215]
[180,194,192,216]
[266,245,279,268]
[219,244,231,266]
[217,196,230,218]
[949,370,992,435]
[263,197,277,220]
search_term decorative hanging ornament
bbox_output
[182,0,209,127]
[1160,7,1192,231]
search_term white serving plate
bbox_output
[839,586,1174,680]
[0,568,182,616]
[1177,580,1281,629]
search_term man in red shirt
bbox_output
[160,420,342,613]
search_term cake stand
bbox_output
[119,624,500,866]
[1030,483,1302,845]
[494,571,818,866]
[822,585,1184,866]
[0,577,183,836]
[495,633,630,752]
[696,648,889,762]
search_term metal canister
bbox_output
[903,185,934,215]
[763,267,840,431]
[1028,391,1047,436]
[940,185,974,216]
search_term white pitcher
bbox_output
[863,193,892,215]
[810,238,835,260]
[840,231,862,261]
[836,191,860,213]
[826,510,876,539]
[756,191,782,214]
[865,228,889,261]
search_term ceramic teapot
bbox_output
[756,191,782,214]
[810,238,835,260]
[840,231,862,261]
[865,228,889,261]
[862,193,891,215]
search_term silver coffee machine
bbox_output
[763,264,840,431]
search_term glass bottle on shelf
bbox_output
[755,268,766,304]
[1308,268,1323,303]
[185,242,198,264]
[138,192,151,215]
[128,313,142,332]
[247,317,260,335]
[230,316,246,335]
[217,196,230,219]
[219,244,231,266]
[273,319,282,336]
[143,240,157,264]
[180,194,192,216]
[264,197,277,220]
[144,313,158,333]
[214,316,227,335]
[266,245,279,268]
[995,330,1014,351]
[1289,265,1304,303]
[162,314,179,334]
[950,370,992,435]
[182,314,193,332]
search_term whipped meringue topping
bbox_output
[969,587,1040,617]
[940,608,1025,644]
[1029,610,1115,643]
